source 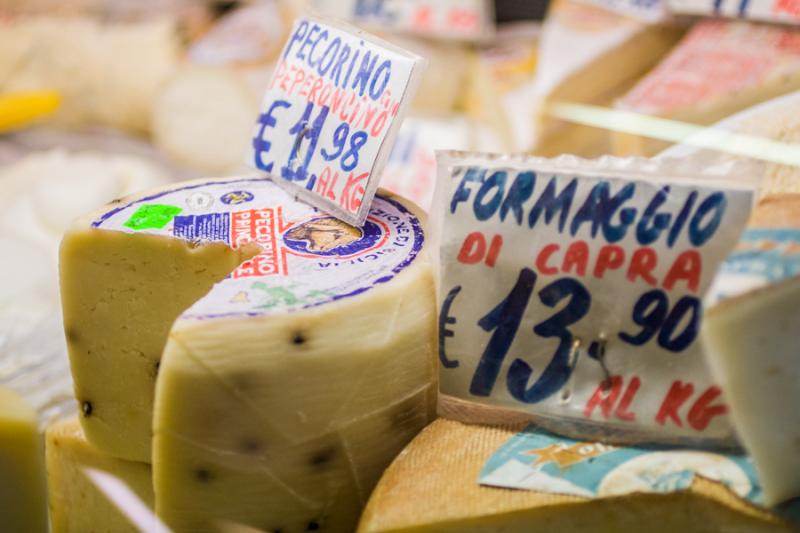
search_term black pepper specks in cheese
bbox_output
[194,468,213,483]
[81,401,93,417]
[239,437,262,454]
[309,446,337,469]
[292,332,307,346]
[306,520,320,531]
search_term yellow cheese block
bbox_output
[359,419,794,533]
[46,417,154,533]
[0,386,47,533]
[61,224,259,462]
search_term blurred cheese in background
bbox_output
[660,90,800,197]
[0,148,168,321]
[0,386,47,533]
[152,0,288,174]
[0,15,179,135]
[530,0,682,157]
[614,20,800,157]
[464,22,540,152]
[152,66,260,174]
[388,35,473,115]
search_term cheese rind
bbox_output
[0,386,47,533]
[358,419,793,533]
[46,417,154,533]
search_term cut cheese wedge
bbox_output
[614,20,800,157]
[703,275,800,507]
[0,386,47,533]
[531,0,682,157]
[358,418,795,533]
[702,194,800,506]
[60,176,437,531]
[46,417,155,533]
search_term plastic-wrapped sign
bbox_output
[433,152,754,447]
[249,16,426,226]
[312,0,495,42]
[666,0,800,25]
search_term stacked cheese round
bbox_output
[358,418,794,533]
[59,176,437,531]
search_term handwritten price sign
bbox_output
[249,17,425,226]
[434,153,753,446]
[666,0,800,25]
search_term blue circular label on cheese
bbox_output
[92,177,424,318]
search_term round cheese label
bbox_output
[92,177,424,318]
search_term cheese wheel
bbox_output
[358,418,794,533]
[0,387,47,533]
[46,417,155,533]
[59,176,437,531]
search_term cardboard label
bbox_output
[93,177,424,319]
[312,0,495,41]
[666,0,800,25]
[434,153,754,445]
[248,16,426,226]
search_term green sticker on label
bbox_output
[123,204,182,231]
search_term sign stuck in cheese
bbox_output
[249,16,426,226]
[434,152,754,446]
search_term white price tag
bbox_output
[433,152,754,446]
[666,0,800,25]
[248,16,426,226]
[312,0,495,42]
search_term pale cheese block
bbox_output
[614,20,800,157]
[358,418,794,533]
[60,176,437,531]
[702,194,800,506]
[46,416,154,533]
[531,0,682,157]
[0,386,47,533]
